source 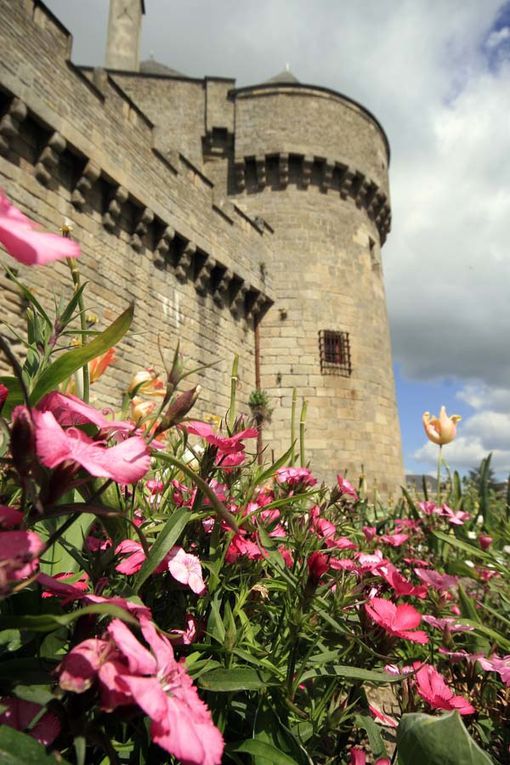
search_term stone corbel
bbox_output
[155,225,175,259]
[230,284,247,319]
[35,131,66,186]
[251,293,271,322]
[363,182,378,211]
[322,160,334,192]
[102,185,128,232]
[212,268,233,308]
[279,153,289,187]
[71,159,100,211]
[175,242,196,283]
[0,97,27,155]
[131,207,154,252]
[340,169,354,200]
[235,161,246,191]
[350,171,365,204]
[195,259,213,296]
[302,155,314,188]
[255,155,266,189]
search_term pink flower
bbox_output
[363,526,377,541]
[166,547,206,595]
[0,505,23,528]
[337,475,358,500]
[413,662,475,715]
[0,189,80,265]
[478,534,493,550]
[438,504,470,526]
[185,421,257,455]
[215,450,245,470]
[422,615,474,633]
[170,614,199,645]
[365,598,429,643]
[40,571,90,603]
[356,550,388,572]
[478,654,510,685]
[225,534,265,563]
[0,383,8,413]
[62,618,223,764]
[115,540,148,575]
[146,479,164,494]
[307,551,329,584]
[350,749,366,765]
[33,409,150,483]
[0,697,60,745]
[37,391,134,434]
[369,703,398,728]
[422,406,461,445]
[0,530,44,589]
[379,532,409,547]
[418,500,440,516]
[276,466,317,487]
[414,568,459,593]
[379,563,427,598]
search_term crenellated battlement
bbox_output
[234,153,391,243]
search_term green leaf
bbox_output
[30,304,134,404]
[229,739,299,764]
[431,531,492,562]
[355,714,387,760]
[299,664,401,684]
[0,602,138,633]
[397,712,493,765]
[0,376,24,417]
[132,506,191,592]
[0,725,71,764]
[198,667,278,692]
[59,282,88,328]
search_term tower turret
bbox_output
[105,0,145,71]
[231,76,403,494]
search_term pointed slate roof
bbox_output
[264,68,300,85]
[139,59,184,77]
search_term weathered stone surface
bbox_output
[0,0,403,495]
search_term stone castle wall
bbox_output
[0,0,404,493]
[0,0,273,416]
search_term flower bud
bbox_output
[422,406,461,445]
[10,406,35,476]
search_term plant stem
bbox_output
[66,256,89,403]
[437,444,443,505]
[226,354,239,433]
[290,388,297,464]
[299,398,307,467]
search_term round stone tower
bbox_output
[231,73,403,495]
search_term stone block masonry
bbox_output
[0,0,404,495]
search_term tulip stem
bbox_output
[437,444,443,506]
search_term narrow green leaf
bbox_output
[132,506,190,592]
[432,531,492,562]
[255,444,296,487]
[229,739,299,765]
[30,304,134,404]
[59,282,88,327]
[198,667,278,692]
[0,725,71,764]
[397,711,493,765]
[355,714,387,760]
[300,664,401,684]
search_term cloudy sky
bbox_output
[45,0,510,478]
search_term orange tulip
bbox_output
[422,406,461,445]
[88,348,116,384]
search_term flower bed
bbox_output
[0,190,508,764]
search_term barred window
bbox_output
[319,330,352,376]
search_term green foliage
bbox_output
[397,712,494,765]
[0,726,71,764]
